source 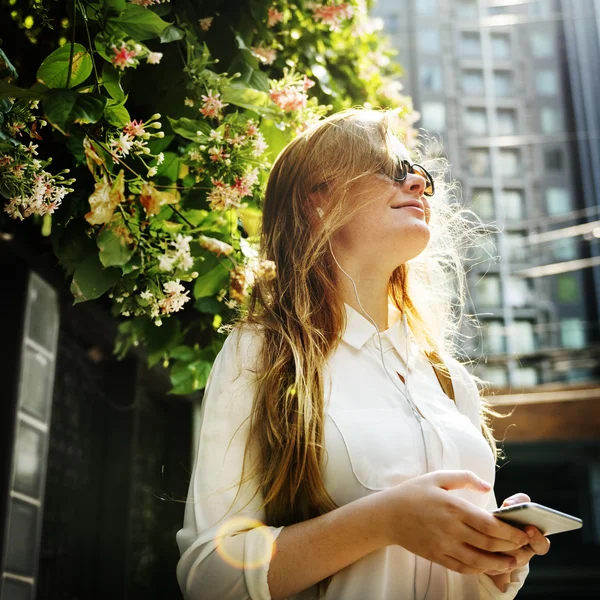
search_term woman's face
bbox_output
[331,139,432,272]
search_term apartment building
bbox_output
[371,0,600,596]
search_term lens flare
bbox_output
[215,516,277,570]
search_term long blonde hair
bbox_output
[223,108,506,597]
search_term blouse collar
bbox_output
[341,301,416,361]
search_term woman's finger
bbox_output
[524,526,551,555]
[460,523,528,553]
[453,543,518,573]
[501,493,530,507]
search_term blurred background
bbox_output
[368,0,600,596]
[1,1,599,599]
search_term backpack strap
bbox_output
[424,349,456,403]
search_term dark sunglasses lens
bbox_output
[413,165,434,196]
[392,161,407,182]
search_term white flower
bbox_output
[159,253,177,271]
[172,233,192,254]
[209,129,224,142]
[147,167,158,178]
[184,97,195,107]
[146,52,163,65]
[110,133,134,156]
[140,290,154,301]
[156,152,165,165]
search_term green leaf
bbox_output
[42,89,107,135]
[97,213,137,267]
[156,151,179,181]
[0,80,43,99]
[167,116,211,141]
[169,359,212,394]
[70,253,121,303]
[170,345,197,361]
[36,43,93,89]
[100,0,126,17]
[249,69,270,92]
[194,296,223,314]
[101,62,124,101]
[142,316,184,367]
[104,98,130,127]
[106,4,170,41]
[221,84,277,116]
[160,24,185,43]
[193,253,230,299]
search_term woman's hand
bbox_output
[377,471,532,576]
[482,493,551,591]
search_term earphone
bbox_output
[317,205,435,600]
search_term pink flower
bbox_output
[246,119,258,137]
[303,75,315,90]
[146,52,163,65]
[311,3,353,29]
[123,119,146,137]
[251,45,277,65]
[199,17,214,31]
[208,146,231,162]
[199,90,229,119]
[267,6,284,27]
[112,43,138,70]
[270,87,308,112]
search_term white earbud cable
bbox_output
[327,237,436,600]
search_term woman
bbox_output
[175,108,551,600]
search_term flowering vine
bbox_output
[1,0,419,394]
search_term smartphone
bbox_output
[491,502,583,536]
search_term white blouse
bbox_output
[176,302,529,600]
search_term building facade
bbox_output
[371,0,600,596]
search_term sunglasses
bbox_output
[387,159,435,197]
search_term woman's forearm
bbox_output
[267,491,389,600]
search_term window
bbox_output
[560,318,586,349]
[536,69,559,95]
[480,366,508,387]
[421,102,446,131]
[552,237,578,260]
[507,277,533,307]
[494,71,513,97]
[482,320,506,355]
[460,32,481,56]
[546,187,571,215]
[419,29,441,53]
[530,0,553,18]
[472,188,494,219]
[512,320,535,354]
[497,109,517,135]
[491,33,511,59]
[513,367,538,387]
[531,31,553,57]
[506,231,527,262]
[465,108,488,135]
[462,70,484,95]
[544,148,563,171]
[502,189,524,220]
[420,65,443,92]
[456,0,478,19]
[477,275,501,307]
[469,148,490,176]
[416,0,438,16]
[541,107,563,134]
[498,149,520,177]
[384,15,399,34]
[557,273,580,303]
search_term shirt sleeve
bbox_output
[445,357,530,599]
[175,326,285,600]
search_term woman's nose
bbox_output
[403,172,426,196]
